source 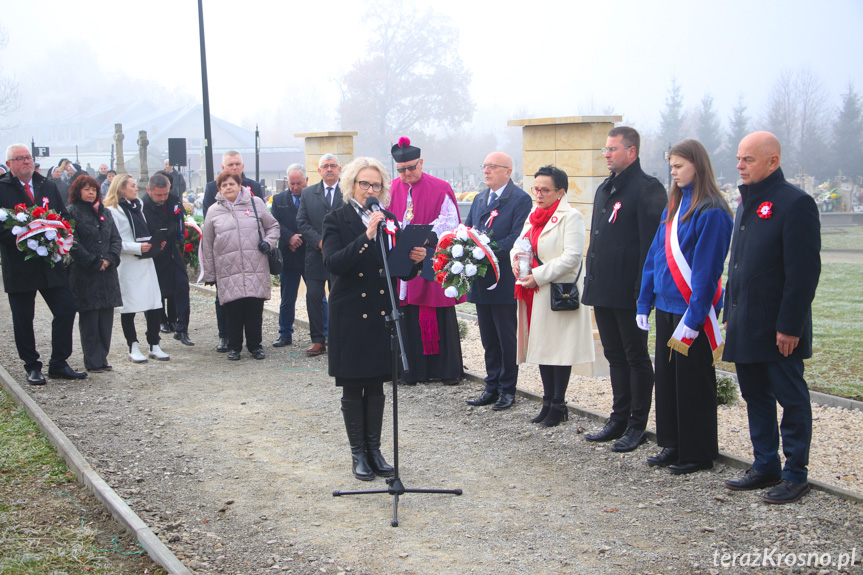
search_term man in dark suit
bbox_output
[202,151,264,352]
[271,164,308,347]
[581,126,667,452]
[296,154,341,356]
[143,173,194,346]
[164,159,187,198]
[0,144,86,384]
[722,131,821,504]
[464,152,532,411]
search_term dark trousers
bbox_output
[653,310,718,462]
[278,268,303,338]
[78,308,114,370]
[538,365,572,402]
[8,285,77,372]
[593,306,654,430]
[305,277,330,344]
[121,310,161,348]
[223,297,264,352]
[163,263,191,332]
[736,359,811,484]
[476,302,518,395]
[215,297,225,338]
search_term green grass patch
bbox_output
[0,390,166,574]
[821,226,863,251]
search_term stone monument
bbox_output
[294,131,357,186]
[137,130,150,189]
[114,124,126,175]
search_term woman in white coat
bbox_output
[105,174,168,363]
[512,165,595,426]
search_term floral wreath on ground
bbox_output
[0,202,74,267]
[432,224,500,298]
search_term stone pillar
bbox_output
[114,124,126,175]
[507,115,621,230]
[294,131,358,186]
[137,130,150,191]
[507,116,622,377]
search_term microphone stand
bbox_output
[332,217,462,527]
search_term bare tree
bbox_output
[0,26,21,127]
[337,0,474,158]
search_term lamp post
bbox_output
[255,125,260,182]
[198,0,215,184]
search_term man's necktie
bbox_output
[488,192,495,206]
[326,187,333,206]
[24,183,34,203]
[293,195,299,208]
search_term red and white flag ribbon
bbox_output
[608,201,621,223]
[485,209,499,228]
[664,204,723,362]
[16,218,73,254]
[466,227,500,289]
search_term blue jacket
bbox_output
[637,185,733,330]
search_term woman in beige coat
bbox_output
[202,173,279,360]
[512,165,595,426]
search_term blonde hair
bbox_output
[339,157,391,208]
[103,174,136,208]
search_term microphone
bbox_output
[365,196,382,213]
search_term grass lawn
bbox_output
[821,226,863,251]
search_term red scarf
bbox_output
[514,200,560,325]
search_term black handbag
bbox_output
[533,252,582,312]
[249,193,283,275]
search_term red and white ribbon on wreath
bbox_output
[385,219,397,250]
[608,201,621,223]
[485,209,499,228]
[664,203,724,362]
[185,218,205,283]
[465,227,500,290]
[16,218,73,254]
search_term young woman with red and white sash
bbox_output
[636,139,733,475]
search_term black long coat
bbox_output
[722,168,821,364]
[142,193,186,298]
[581,158,667,309]
[298,181,343,281]
[66,201,123,311]
[0,171,70,293]
[322,203,419,381]
[271,190,305,271]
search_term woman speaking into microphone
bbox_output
[322,157,426,482]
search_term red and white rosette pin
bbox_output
[757,202,773,219]
[609,201,621,223]
[485,209,499,228]
[385,219,397,249]
[42,197,50,208]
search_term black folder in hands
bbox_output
[382,224,434,277]
[136,229,168,259]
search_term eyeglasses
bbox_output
[9,155,34,163]
[396,161,420,174]
[531,186,558,195]
[601,146,633,154]
[357,181,383,192]
[481,163,510,170]
[320,163,339,170]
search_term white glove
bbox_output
[636,314,650,331]
[681,325,699,340]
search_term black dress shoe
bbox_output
[174,331,195,346]
[102,365,113,371]
[216,338,229,353]
[227,350,242,361]
[610,427,647,452]
[647,447,679,467]
[763,480,811,504]
[492,393,516,411]
[47,365,88,380]
[251,348,266,360]
[160,322,173,334]
[585,419,627,442]
[466,391,499,406]
[272,337,292,347]
[27,369,46,385]
[441,378,461,386]
[724,468,782,491]
[669,460,713,475]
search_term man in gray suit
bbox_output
[296,154,342,356]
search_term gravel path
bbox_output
[2,287,861,575]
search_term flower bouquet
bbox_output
[182,219,202,269]
[432,224,500,298]
[0,203,74,267]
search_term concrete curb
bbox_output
[0,364,192,575]
[197,283,863,503]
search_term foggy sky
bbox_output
[2,0,862,145]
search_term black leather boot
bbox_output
[541,400,569,427]
[363,395,394,477]
[341,399,374,481]
[530,398,552,423]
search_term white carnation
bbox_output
[11,225,23,235]
[44,229,57,240]
[0,209,7,221]
[450,261,464,275]
[451,244,464,258]
[52,253,62,262]
[479,234,491,245]
[472,246,486,260]
[465,263,478,277]
[456,228,469,241]
[15,212,28,222]
[27,238,39,250]
[36,245,49,257]
[444,286,459,298]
